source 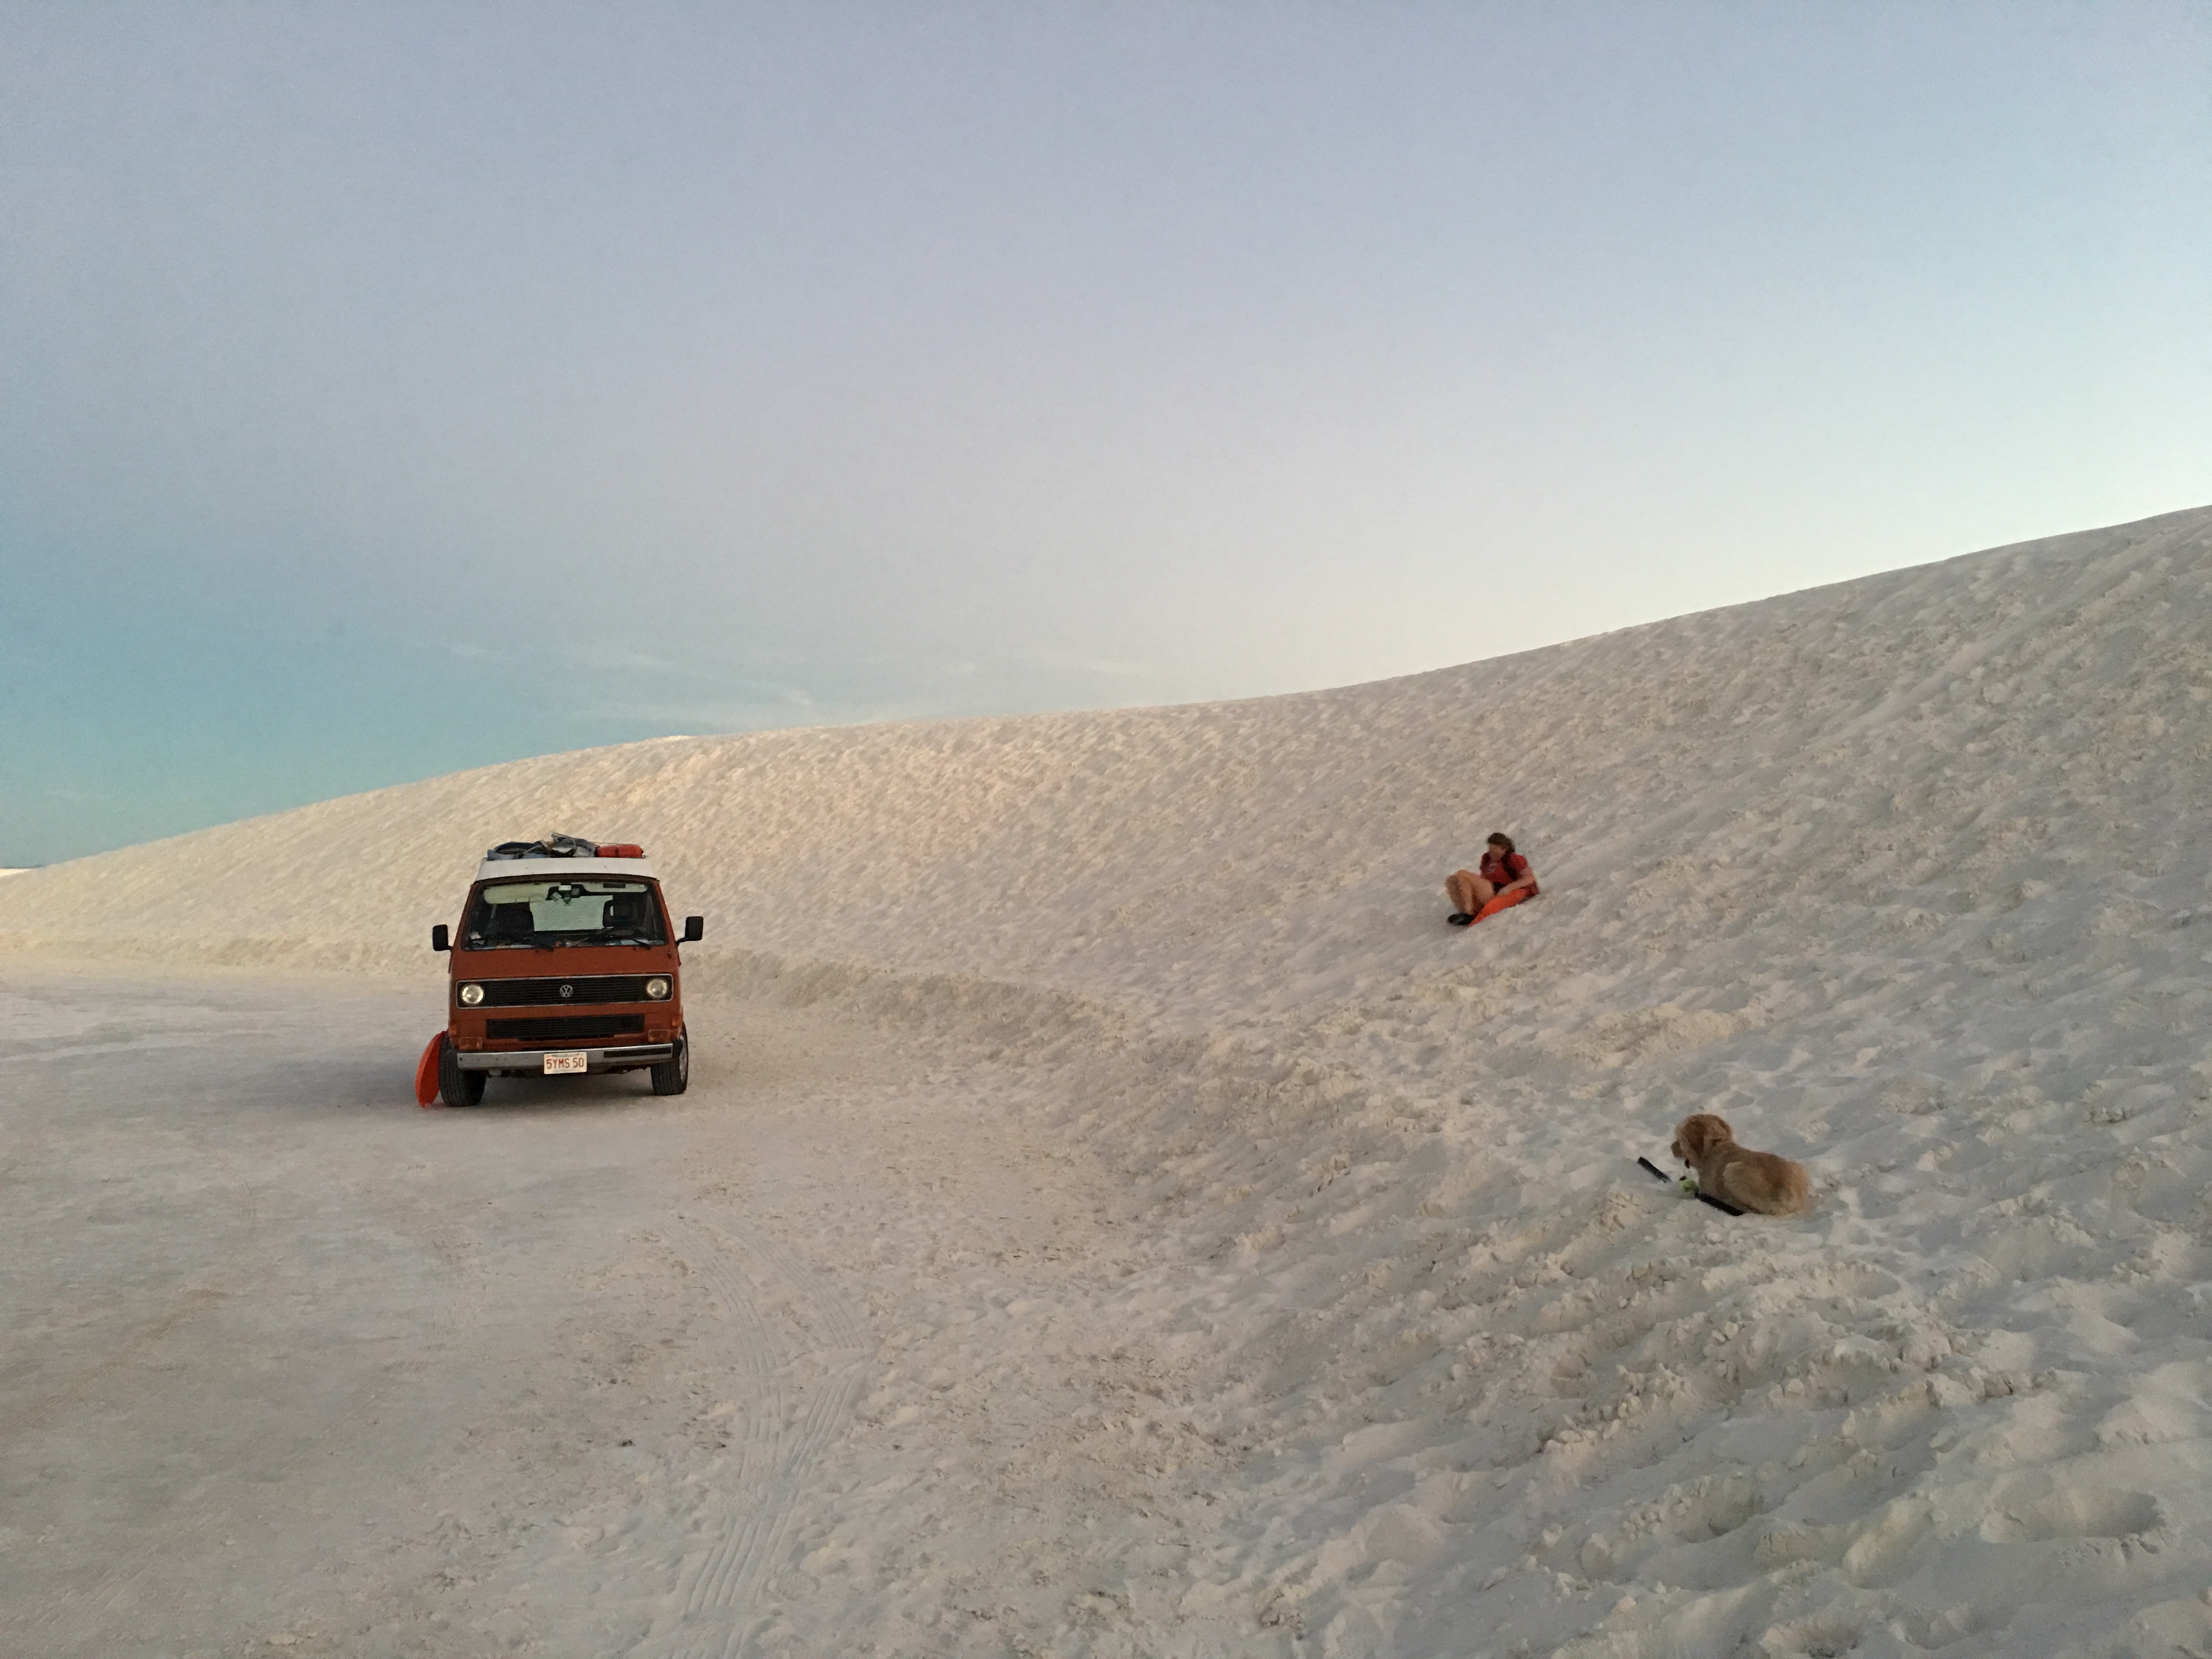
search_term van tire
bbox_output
[650,1032,689,1097]
[438,1036,487,1107]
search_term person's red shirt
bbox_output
[1480,850,1536,896]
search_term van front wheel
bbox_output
[650,1032,689,1097]
[438,1036,487,1107]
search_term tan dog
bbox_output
[1671,1113,1812,1216]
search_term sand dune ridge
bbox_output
[6,505,2211,1655]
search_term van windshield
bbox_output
[464,879,667,948]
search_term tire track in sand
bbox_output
[648,1215,873,1659]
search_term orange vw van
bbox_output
[427,835,702,1105]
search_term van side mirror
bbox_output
[682,916,704,943]
[431,924,450,952]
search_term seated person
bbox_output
[1446,832,1538,926]
[484,901,538,939]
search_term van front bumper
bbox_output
[456,1042,676,1073]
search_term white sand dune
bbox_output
[5,505,2211,1657]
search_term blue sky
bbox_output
[4,1,2209,865]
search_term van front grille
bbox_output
[471,975,656,1007]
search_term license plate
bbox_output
[543,1052,588,1075]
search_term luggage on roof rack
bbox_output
[484,833,604,861]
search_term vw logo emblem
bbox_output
[559,984,574,999]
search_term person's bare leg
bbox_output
[1446,871,1496,915]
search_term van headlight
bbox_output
[458,983,486,1006]
[644,977,672,1000]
